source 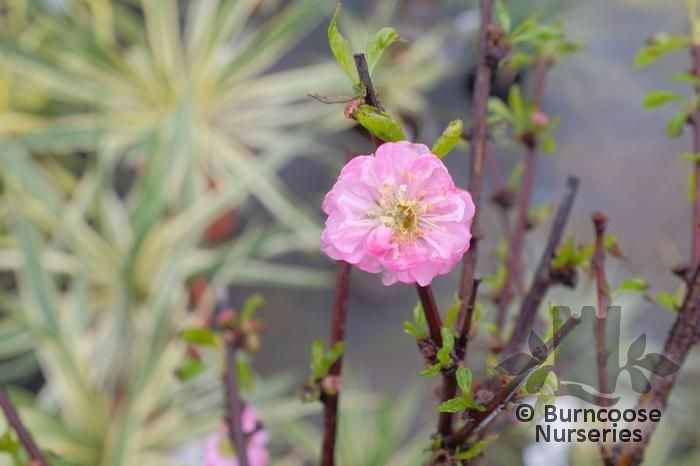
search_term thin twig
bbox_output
[691,44,700,265]
[449,315,582,447]
[320,261,351,466]
[436,280,482,440]
[592,212,614,465]
[445,0,495,442]
[416,285,444,347]
[0,385,47,466]
[504,176,580,356]
[458,0,495,302]
[224,336,249,466]
[495,58,551,334]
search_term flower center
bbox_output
[372,181,428,242]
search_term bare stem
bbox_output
[416,285,444,347]
[320,261,351,466]
[691,45,700,265]
[458,0,495,303]
[223,336,249,466]
[592,212,614,465]
[504,176,580,355]
[495,58,551,334]
[0,385,48,465]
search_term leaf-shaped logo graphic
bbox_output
[633,353,679,376]
[495,352,536,376]
[528,330,548,362]
[628,366,651,394]
[627,333,646,361]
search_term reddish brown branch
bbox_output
[495,58,551,334]
[504,176,580,356]
[458,0,495,303]
[320,261,351,466]
[0,385,47,465]
[223,335,250,466]
[690,45,700,265]
[612,265,700,466]
[449,315,582,447]
[416,285,444,347]
[436,279,481,439]
[592,212,613,465]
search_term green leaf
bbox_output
[682,152,700,162]
[689,169,697,204]
[634,34,692,68]
[444,296,462,329]
[441,327,455,352]
[656,292,678,312]
[310,338,325,379]
[419,363,441,377]
[366,27,400,75]
[542,132,556,154]
[456,367,472,393]
[666,111,688,137]
[643,90,683,109]
[670,72,700,85]
[241,293,264,319]
[456,440,488,460]
[181,327,218,347]
[431,119,464,158]
[506,51,534,69]
[494,1,511,32]
[328,4,358,84]
[175,358,206,381]
[353,104,406,142]
[615,278,649,294]
[437,397,469,413]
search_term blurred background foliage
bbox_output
[0,0,699,465]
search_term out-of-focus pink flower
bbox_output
[204,406,269,466]
[321,141,475,286]
[531,110,550,128]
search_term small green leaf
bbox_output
[615,278,649,295]
[175,358,206,381]
[689,169,697,204]
[506,52,534,69]
[666,111,688,137]
[494,1,511,32]
[236,352,256,390]
[655,292,678,312]
[366,27,400,75]
[431,119,464,158]
[441,327,455,351]
[542,132,555,154]
[444,295,462,329]
[353,104,406,142]
[181,327,218,347]
[419,363,442,377]
[670,72,700,84]
[682,152,700,162]
[456,367,472,393]
[643,90,683,109]
[241,293,264,319]
[325,341,346,370]
[634,34,692,68]
[310,338,325,378]
[487,97,514,124]
[437,397,470,413]
[328,4,359,84]
[456,440,488,460]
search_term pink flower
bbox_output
[204,406,269,466]
[321,141,475,286]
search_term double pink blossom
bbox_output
[321,141,475,286]
[204,406,269,466]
